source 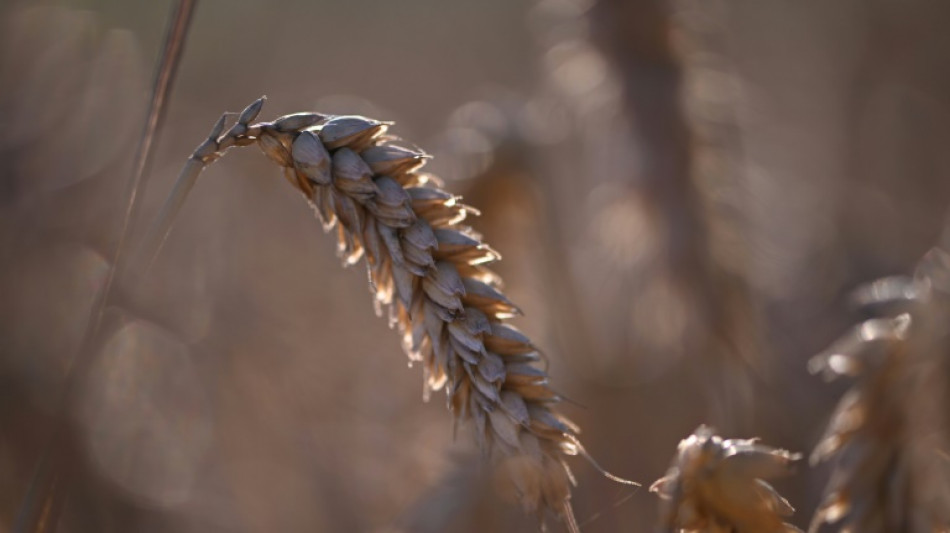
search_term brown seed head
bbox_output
[808,265,950,533]
[228,103,605,530]
[651,425,802,533]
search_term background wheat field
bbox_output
[2,1,950,532]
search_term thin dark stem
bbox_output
[13,2,197,531]
[123,0,198,273]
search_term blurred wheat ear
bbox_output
[808,248,950,533]
[136,97,638,532]
[13,2,197,532]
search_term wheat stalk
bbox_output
[807,249,950,533]
[14,3,197,532]
[650,425,802,533]
[136,97,638,531]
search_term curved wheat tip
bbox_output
[807,253,950,533]
[143,98,629,530]
[651,425,802,533]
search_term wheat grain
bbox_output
[137,97,626,531]
[650,425,802,533]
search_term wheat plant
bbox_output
[807,249,950,533]
[11,2,950,532]
[134,97,637,532]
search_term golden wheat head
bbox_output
[137,97,636,531]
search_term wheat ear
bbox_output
[807,249,950,533]
[650,425,802,533]
[137,97,633,530]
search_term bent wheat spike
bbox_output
[137,98,630,530]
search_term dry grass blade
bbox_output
[138,98,641,531]
[808,251,950,533]
[651,425,802,533]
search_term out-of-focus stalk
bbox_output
[13,2,197,531]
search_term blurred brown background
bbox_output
[2,0,950,531]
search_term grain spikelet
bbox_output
[651,425,802,533]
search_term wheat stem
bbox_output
[129,112,231,275]
[13,3,197,531]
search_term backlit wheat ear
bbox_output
[807,250,950,533]
[138,97,634,531]
[651,425,802,533]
